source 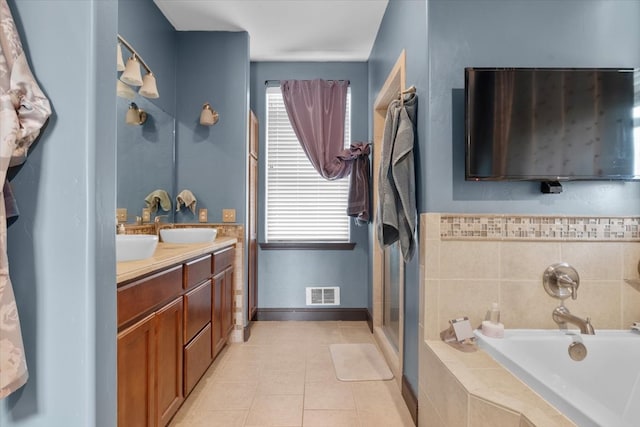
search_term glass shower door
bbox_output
[383,241,402,351]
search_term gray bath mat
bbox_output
[329,343,394,381]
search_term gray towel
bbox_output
[338,142,371,224]
[376,93,417,262]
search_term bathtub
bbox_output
[474,329,640,427]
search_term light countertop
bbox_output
[117,236,237,284]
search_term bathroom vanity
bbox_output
[116,237,237,427]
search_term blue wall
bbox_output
[1,1,117,426]
[368,0,428,399]
[250,62,370,308]
[427,0,640,215]
[174,31,250,226]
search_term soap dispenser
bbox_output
[481,302,504,338]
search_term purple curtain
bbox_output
[280,79,350,180]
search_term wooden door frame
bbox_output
[371,50,406,387]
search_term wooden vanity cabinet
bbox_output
[118,313,156,427]
[118,243,236,426]
[223,267,234,337]
[211,272,225,358]
[183,279,213,396]
[212,246,235,358]
[117,296,184,427]
[155,297,184,427]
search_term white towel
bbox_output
[145,189,171,213]
[176,189,197,214]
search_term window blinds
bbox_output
[265,86,351,241]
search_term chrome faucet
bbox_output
[154,214,169,224]
[543,263,595,335]
[552,304,595,335]
[154,214,171,234]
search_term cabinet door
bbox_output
[156,297,184,427]
[184,280,212,344]
[223,267,234,337]
[184,322,213,396]
[118,313,156,427]
[212,272,225,357]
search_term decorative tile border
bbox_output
[440,215,640,241]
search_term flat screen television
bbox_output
[465,68,639,181]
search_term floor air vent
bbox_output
[306,287,340,306]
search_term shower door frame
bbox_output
[371,50,407,387]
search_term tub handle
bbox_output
[543,263,580,301]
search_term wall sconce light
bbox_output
[126,102,147,125]
[116,42,125,72]
[116,34,159,99]
[116,80,136,100]
[200,103,219,126]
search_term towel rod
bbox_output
[264,79,350,86]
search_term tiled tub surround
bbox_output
[418,213,640,427]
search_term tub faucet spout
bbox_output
[553,305,595,335]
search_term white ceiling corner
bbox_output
[153,0,389,61]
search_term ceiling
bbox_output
[153,0,389,62]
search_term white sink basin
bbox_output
[160,228,217,244]
[116,234,159,262]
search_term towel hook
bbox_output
[399,85,416,106]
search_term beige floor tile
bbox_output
[170,410,248,426]
[306,328,344,344]
[303,410,359,426]
[213,360,261,382]
[351,380,405,412]
[257,369,305,395]
[338,321,370,329]
[304,380,356,410]
[192,381,257,411]
[245,394,303,426]
[340,327,375,343]
[171,322,414,426]
[305,345,333,363]
[262,356,307,372]
[305,359,338,383]
[358,406,415,427]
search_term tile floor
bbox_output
[170,321,415,427]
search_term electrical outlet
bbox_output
[142,208,151,223]
[222,208,236,223]
[199,208,208,223]
[116,208,127,223]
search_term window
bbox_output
[265,86,351,242]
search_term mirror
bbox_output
[116,95,175,223]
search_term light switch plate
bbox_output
[116,208,127,223]
[142,208,151,223]
[222,208,236,223]
[199,208,208,223]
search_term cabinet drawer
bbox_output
[118,266,183,329]
[184,280,212,344]
[184,255,212,290]
[212,246,235,276]
[184,323,213,396]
